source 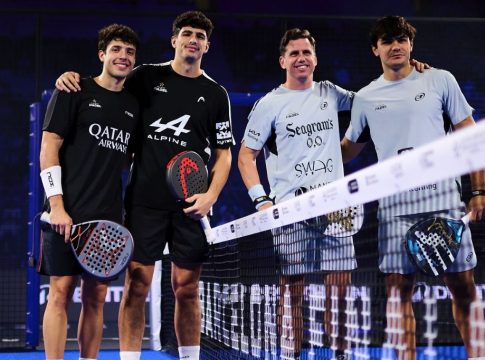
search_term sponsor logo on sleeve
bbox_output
[216,121,232,144]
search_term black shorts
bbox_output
[126,206,209,267]
[38,228,82,276]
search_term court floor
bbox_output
[0,346,469,359]
[0,350,176,360]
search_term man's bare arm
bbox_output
[40,131,72,240]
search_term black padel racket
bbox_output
[404,213,469,276]
[41,212,134,279]
[166,151,212,234]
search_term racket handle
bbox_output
[40,211,51,224]
[200,216,211,231]
[200,216,216,243]
[461,212,471,226]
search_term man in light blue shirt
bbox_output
[342,16,485,360]
[239,28,356,360]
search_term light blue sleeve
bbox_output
[333,83,355,112]
[241,96,274,151]
[440,70,474,125]
[345,92,368,142]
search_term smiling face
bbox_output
[171,26,210,65]
[279,38,317,89]
[98,39,136,80]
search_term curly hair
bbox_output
[172,11,214,39]
[98,23,140,52]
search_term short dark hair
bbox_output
[370,16,417,47]
[172,11,214,39]
[279,28,316,55]
[98,24,140,52]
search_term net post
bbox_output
[25,100,42,348]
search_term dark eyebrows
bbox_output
[380,34,409,42]
[287,49,313,56]
[180,29,207,39]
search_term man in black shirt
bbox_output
[40,24,139,360]
[56,12,234,360]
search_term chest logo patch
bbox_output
[154,82,168,92]
[149,115,191,136]
[415,92,426,101]
[89,99,102,108]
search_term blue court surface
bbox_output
[0,346,468,359]
[0,350,176,360]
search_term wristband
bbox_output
[471,189,485,197]
[248,184,267,202]
[40,165,63,198]
[248,184,273,209]
[254,195,273,210]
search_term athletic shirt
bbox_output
[242,81,354,203]
[345,68,473,217]
[42,77,139,223]
[124,62,234,210]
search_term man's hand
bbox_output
[468,195,485,222]
[257,202,272,211]
[410,58,431,73]
[48,201,73,242]
[55,71,81,92]
[184,192,217,220]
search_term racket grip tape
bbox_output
[200,216,211,231]
[40,211,51,224]
[200,216,216,243]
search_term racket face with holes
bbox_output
[166,151,208,199]
[70,220,134,279]
[324,204,364,237]
[404,217,464,276]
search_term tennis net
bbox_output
[160,120,485,359]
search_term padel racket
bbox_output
[302,214,329,236]
[324,204,364,237]
[404,213,470,276]
[40,212,134,279]
[166,151,212,234]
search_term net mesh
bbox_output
[160,123,485,359]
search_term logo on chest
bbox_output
[285,112,299,119]
[153,82,168,93]
[88,123,130,153]
[89,99,102,108]
[415,92,425,101]
[147,115,191,147]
